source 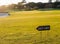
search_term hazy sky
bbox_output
[0,0,56,6]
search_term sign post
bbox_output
[36,25,50,44]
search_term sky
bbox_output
[0,0,56,6]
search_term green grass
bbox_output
[0,10,60,44]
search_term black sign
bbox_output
[36,25,50,31]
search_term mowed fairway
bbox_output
[0,10,60,44]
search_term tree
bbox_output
[8,4,17,10]
[17,2,25,10]
[54,2,60,8]
[36,2,44,9]
[0,5,8,12]
[25,2,37,10]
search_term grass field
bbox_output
[0,10,60,44]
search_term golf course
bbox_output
[0,10,60,44]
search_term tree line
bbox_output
[0,1,60,11]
